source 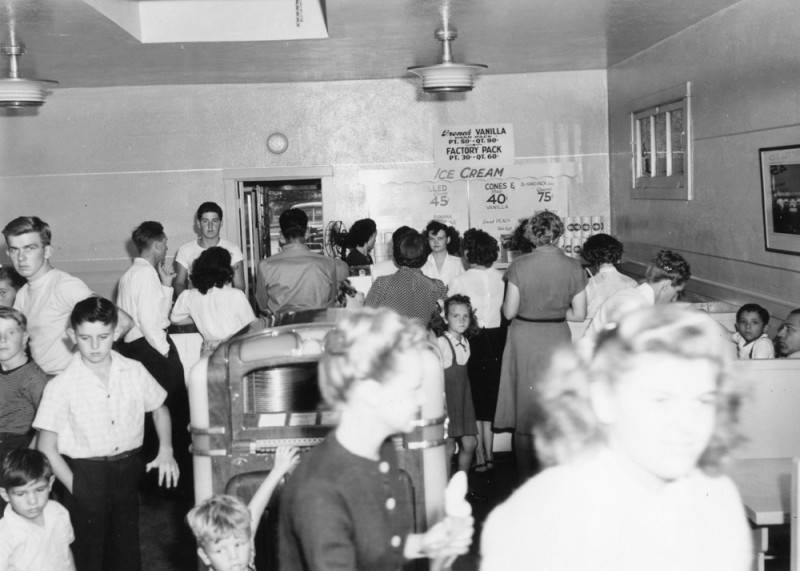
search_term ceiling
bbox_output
[1,0,743,89]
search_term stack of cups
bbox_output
[562,215,606,258]
[591,216,605,235]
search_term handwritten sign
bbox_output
[360,162,573,257]
[467,163,573,241]
[360,167,469,239]
[435,124,514,168]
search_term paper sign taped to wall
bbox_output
[434,124,515,168]
[468,162,573,241]
[361,168,469,236]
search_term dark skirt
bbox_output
[468,326,507,421]
[494,319,572,433]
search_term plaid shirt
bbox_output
[33,351,166,458]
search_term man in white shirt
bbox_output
[174,202,244,297]
[586,250,691,336]
[775,309,800,358]
[2,216,124,375]
[116,222,190,483]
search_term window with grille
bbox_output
[630,82,692,200]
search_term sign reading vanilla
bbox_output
[435,124,515,171]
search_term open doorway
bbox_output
[238,178,323,298]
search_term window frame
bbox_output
[630,82,692,200]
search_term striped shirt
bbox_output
[0,360,48,435]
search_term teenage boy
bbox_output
[2,216,94,375]
[0,307,49,459]
[174,202,244,296]
[34,297,179,571]
[0,449,75,570]
[2,216,132,375]
[116,221,184,396]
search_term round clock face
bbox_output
[267,132,289,154]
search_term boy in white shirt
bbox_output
[732,303,774,359]
[0,448,75,571]
[34,297,178,571]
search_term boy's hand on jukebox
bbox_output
[273,446,300,478]
[146,447,180,488]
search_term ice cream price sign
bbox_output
[435,124,514,168]
[468,162,573,240]
[360,167,469,235]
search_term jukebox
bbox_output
[188,315,449,568]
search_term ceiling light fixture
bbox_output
[0,42,58,108]
[407,27,487,93]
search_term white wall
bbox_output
[607,0,800,315]
[1,71,608,297]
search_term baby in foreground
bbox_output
[481,305,752,571]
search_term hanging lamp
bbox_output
[408,26,487,93]
[0,41,58,108]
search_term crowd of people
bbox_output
[0,204,796,570]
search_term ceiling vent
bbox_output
[408,27,487,93]
[0,42,58,108]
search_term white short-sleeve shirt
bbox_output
[170,285,255,342]
[0,500,75,571]
[174,238,244,272]
[33,351,167,458]
[448,267,505,329]
[421,254,465,289]
[13,269,93,375]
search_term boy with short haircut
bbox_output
[0,448,75,570]
[3,216,94,375]
[186,446,299,571]
[34,297,179,571]
[733,303,774,359]
[0,306,49,459]
[174,202,245,296]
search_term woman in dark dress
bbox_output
[278,308,473,571]
[494,211,587,482]
[345,218,377,268]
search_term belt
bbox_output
[515,316,566,323]
[168,323,199,335]
[81,447,142,462]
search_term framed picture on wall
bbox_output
[760,145,800,255]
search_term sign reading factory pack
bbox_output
[435,124,515,170]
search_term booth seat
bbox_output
[734,358,800,459]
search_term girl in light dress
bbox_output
[170,246,256,353]
[434,295,480,475]
[481,305,751,571]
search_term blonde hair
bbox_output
[318,308,428,406]
[535,305,740,473]
[186,494,250,546]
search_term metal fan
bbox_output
[324,221,349,260]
